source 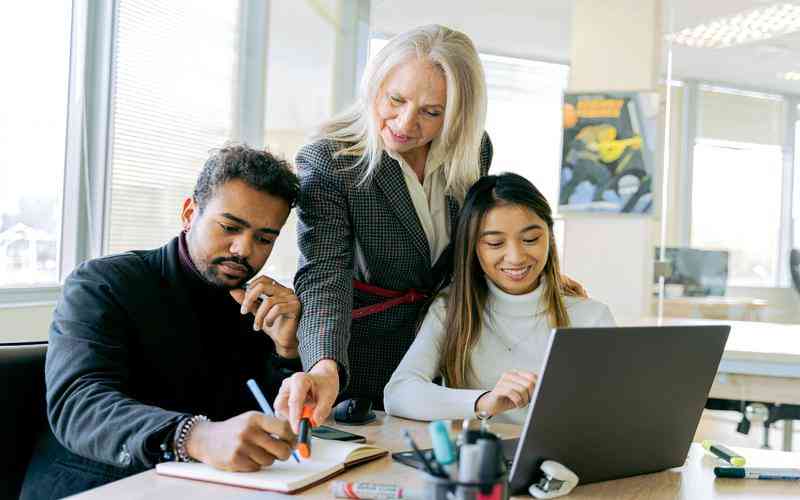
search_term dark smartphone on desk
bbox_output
[311,425,366,443]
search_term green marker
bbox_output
[702,440,746,467]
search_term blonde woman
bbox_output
[273,25,493,429]
[275,26,583,430]
[384,173,614,424]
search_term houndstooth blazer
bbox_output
[294,133,493,407]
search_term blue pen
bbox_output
[246,379,301,463]
[429,420,457,477]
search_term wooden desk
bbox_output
[70,413,800,499]
[656,297,769,322]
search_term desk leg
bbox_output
[783,420,794,451]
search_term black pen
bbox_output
[714,467,800,480]
[403,430,439,477]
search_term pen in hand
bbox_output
[246,379,301,463]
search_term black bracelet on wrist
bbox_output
[161,415,208,462]
[159,418,187,462]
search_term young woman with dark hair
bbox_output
[384,172,615,424]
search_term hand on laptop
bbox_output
[476,370,537,417]
[231,275,301,359]
[186,411,297,471]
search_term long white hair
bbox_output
[316,24,487,200]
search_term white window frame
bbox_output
[0,0,111,306]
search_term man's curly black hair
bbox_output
[193,144,300,212]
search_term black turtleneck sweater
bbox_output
[172,230,302,418]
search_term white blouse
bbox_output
[386,138,450,264]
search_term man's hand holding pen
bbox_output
[186,412,297,471]
[230,275,301,359]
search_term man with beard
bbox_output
[21,145,303,499]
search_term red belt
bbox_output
[351,279,429,320]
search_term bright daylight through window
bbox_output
[691,140,784,287]
[0,2,71,288]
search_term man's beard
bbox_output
[202,255,255,289]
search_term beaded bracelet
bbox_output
[174,414,208,462]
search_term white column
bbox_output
[236,0,270,148]
[561,0,663,322]
[569,0,662,92]
[331,0,370,113]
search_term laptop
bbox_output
[392,325,730,495]
[506,325,729,493]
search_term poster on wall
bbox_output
[559,91,659,214]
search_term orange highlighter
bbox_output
[297,405,317,459]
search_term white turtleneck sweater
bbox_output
[383,279,616,424]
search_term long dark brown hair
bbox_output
[440,172,572,388]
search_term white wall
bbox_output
[569,0,661,92]
[370,0,572,63]
[0,303,53,343]
[562,216,654,323]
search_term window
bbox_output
[105,0,241,255]
[261,0,339,284]
[0,2,71,288]
[482,54,568,206]
[691,140,784,286]
[688,86,790,288]
[795,117,800,250]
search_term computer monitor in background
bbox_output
[790,249,800,296]
[654,247,729,297]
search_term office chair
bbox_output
[0,342,47,500]
[791,249,800,296]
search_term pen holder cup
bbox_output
[424,473,508,500]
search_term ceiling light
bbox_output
[667,3,800,48]
[778,71,800,80]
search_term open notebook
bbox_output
[155,437,387,493]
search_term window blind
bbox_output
[698,87,785,146]
[106,0,240,255]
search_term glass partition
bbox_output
[658,0,799,326]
